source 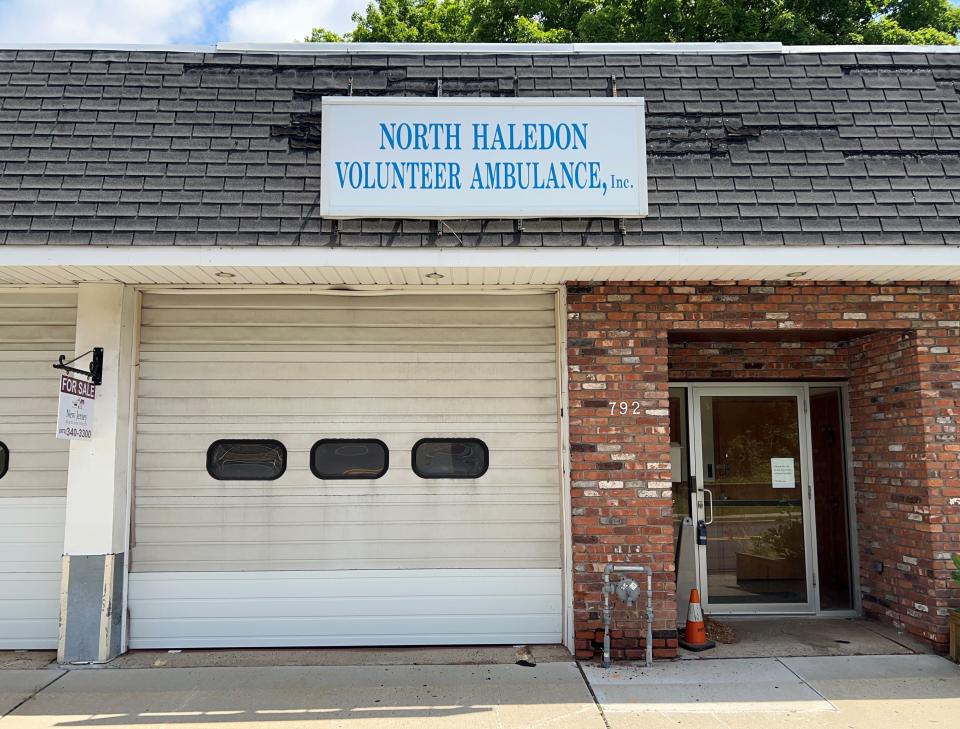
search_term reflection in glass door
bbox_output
[693,389,813,612]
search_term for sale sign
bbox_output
[56,375,96,440]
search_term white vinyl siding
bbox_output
[0,292,76,648]
[129,291,562,647]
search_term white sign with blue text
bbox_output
[320,97,647,219]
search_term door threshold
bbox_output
[707,612,860,620]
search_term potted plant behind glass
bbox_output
[951,554,960,662]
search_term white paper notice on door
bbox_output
[771,458,796,489]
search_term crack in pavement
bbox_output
[2,671,67,720]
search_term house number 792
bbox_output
[609,401,641,415]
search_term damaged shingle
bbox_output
[0,48,958,247]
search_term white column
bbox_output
[58,283,138,663]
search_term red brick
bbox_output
[567,281,960,658]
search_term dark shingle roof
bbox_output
[1,47,958,247]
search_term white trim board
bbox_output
[222,42,960,55]
[219,42,783,55]
[0,245,958,286]
[3,42,960,55]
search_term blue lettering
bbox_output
[545,163,559,188]
[378,122,462,151]
[335,161,463,190]
[414,123,427,150]
[492,125,506,150]
[501,162,516,189]
[447,123,461,150]
[573,123,587,150]
[390,161,404,189]
[349,162,363,189]
[472,123,487,150]
[379,123,395,151]
[589,161,601,188]
[335,161,349,187]
[468,122,589,150]
[466,161,604,190]
[539,123,555,150]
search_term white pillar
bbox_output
[58,283,138,663]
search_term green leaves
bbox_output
[305,27,345,42]
[307,0,960,44]
[306,0,474,43]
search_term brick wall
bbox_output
[567,282,959,658]
[848,330,933,640]
[567,286,674,659]
[669,339,851,381]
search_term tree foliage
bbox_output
[305,0,960,44]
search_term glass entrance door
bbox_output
[692,387,814,613]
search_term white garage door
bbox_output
[0,292,76,648]
[128,291,564,648]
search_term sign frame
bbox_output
[319,96,647,220]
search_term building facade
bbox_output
[0,41,957,662]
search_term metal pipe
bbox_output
[600,564,653,669]
[645,570,653,668]
[602,572,612,668]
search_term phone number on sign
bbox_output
[58,427,91,439]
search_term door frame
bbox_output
[671,381,859,617]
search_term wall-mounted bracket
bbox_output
[437,78,443,97]
[347,77,354,96]
[53,347,103,386]
[609,75,618,98]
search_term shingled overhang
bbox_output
[1,42,959,285]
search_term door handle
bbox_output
[703,488,714,526]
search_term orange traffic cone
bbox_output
[678,588,716,652]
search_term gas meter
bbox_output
[615,576,642,607]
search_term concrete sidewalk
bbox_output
[682,616,925,659]
[0,671,64,719]
[586,654,960,729]
[1,651,958,729]
[0,662,604,729]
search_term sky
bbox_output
[0,0,370,44]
